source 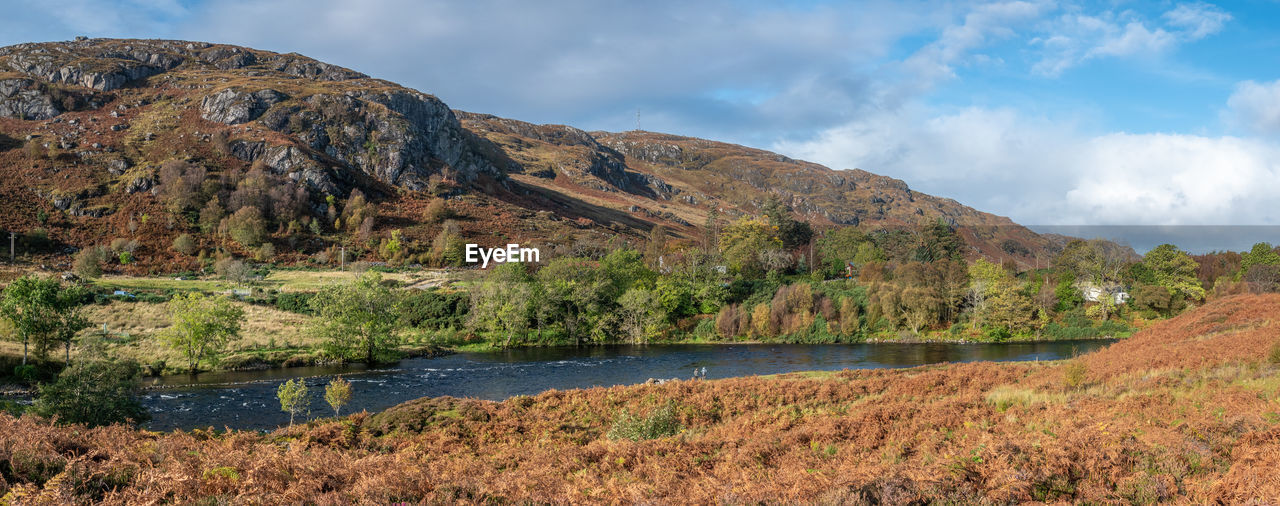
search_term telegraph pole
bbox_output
[8,231,13,263]
[340,245,345,271]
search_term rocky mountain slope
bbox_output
[0,38,1058,271]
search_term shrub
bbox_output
[215,257,250,283]
[73,246,107,278]
[32,358,150,427]
[256,242,275,262]
[109,237,140,254]
[423,198,452,223]
[172,233,196,256]
[1268,341,1280,365]
[1063,361,1088,390]
[275,292,316,314]
[606,402,682,441]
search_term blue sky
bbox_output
[4,0,1280,229]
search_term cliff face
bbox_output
[0,38,500,196]
[0,38,1056,270]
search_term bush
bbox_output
[275,292,316,315]
[1063,361,1088,390]
[1268,341,1280,365]
[172,233,196,255]
[606,402,682,441]
[73,246,106,278]
[256,242,275,262]
[32,358,149,427]
[399,290,469,329]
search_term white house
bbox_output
[1079,282,1130,305]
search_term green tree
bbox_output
[0,276,89,365]
[161,293,244,374]
[537,258,610,344]
[277,378,309,427]
[73,246,107,279]
[172,233,197,256]
[1142,244,1205,301]
[309,272,401,364]
[469,275,534,347]
[617,288,660,343]
[33,358,149,427]
[1240,242,1280,279]
[226,205,267,247]
[324,376,352,416]
[917,219,964,262]
[762,195,813,249]
[816,227,872,275]
[720,217,781,277]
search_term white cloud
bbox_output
[1164,2,1232,38]
[778,104,1280,226]
[1031,3,1229,77]
[902,0,1048,84]
[1226,79,1280,136]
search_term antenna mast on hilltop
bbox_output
[635,108,641,132]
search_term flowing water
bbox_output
[141,339,1115,431]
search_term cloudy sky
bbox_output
[4,0,1279,228]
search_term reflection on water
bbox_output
[142,340,1114,431]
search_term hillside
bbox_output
[2,293,1279,502]
[0,38,1057,272]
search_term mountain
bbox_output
[0,38,1060,271]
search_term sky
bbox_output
[4,0,1280,232]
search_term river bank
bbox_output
[0,294,1273,503]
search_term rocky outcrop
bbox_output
[199,88,287,124]
[256,90,498,191]
[0,78,59,119]
[458,112,660,196]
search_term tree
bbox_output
[431,220,465,266]
[215,257,250,284]
[1240,242,1280,280]
[277,378,309,427]
[198,197,224,234]
[720,217,781,277]
[617,288,659,343]
[917,219,964,262]
[0,276,88,365]
[309,272,401,364]
[469,278,534,347]
[172,233,197,256]
[33,358,149,427]
[762,195,813,249]
[160,293,244,374]
[1142,244,1205,301]
[816,227,872,275]
[537,258,610,344]
[324,376,352,417]
[73,246,107,278]
[226,205,267,247]
[157,159,206,212]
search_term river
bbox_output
[141,339,1114,431]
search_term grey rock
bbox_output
[106,157,129,175]
[0,78,60,119]
[199,88,287,125]
[124,176,153,193]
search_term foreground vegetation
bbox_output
[1,293,1278,502]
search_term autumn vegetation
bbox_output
[1,293,1280,502]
